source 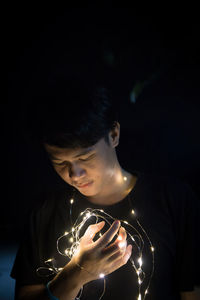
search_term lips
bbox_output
[77,181,93,188]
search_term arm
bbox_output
[181,287,200,300]
[15,260,85,300]
[16,220,132,300]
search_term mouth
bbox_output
[76,181,93,188]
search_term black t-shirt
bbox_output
[11,171,200,300]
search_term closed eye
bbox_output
[52,154,95,166]
[78,154,95,162]
[53,161,68,166]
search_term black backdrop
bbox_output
[5,7,200,238]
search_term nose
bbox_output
[69,163,86,181]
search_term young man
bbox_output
[11,76,200,300]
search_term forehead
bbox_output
[44,144,94,160]
[44,138,107,161]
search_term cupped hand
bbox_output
[70,220,132,284]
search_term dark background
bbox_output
[3,7,200,299]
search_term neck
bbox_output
[86,166,137,206]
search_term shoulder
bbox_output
[27,184,74,228]
[138,172,199,215]
[141,171,196,198]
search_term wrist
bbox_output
[46,281,59,300]
[48,260,86,300]
[66,257,90,286]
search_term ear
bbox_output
[108,122,120,148]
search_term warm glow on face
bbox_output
[44,131,123,199]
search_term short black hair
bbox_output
[26,75,119,149]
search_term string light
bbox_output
[118,241,126,248]
[117,235,123,241]
[138,257,143,267]
[37,207,155,300]
[36,177,155,300]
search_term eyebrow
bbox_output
[49,148,94,161]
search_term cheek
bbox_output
[90,159,112,181]
[53,166,70,182]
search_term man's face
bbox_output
[44,134,119,197]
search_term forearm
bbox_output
[181,287,200,300]
[17,260,85,300]
[48,260,85,300]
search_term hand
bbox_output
[70,220,132,284]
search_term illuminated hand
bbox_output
[71,220,132,284]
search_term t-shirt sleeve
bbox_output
[10,186,72,286]
[173,181,200,291]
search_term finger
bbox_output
[101,242,120,257]
[102,227,127,257]
[110,244,132,266]
[116,227,127,247]
[95,220,120,249]
[121,244,132,264]
[81,221,105,243]
[103,245,132,277]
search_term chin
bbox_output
[78,186,99,197]
[78,189,95,196]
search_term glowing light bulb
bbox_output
[118,241,126,248]
[138,257,143,267]
[138,278,142,285]
[123,220,128,224]
[117,235,125,248]
[138,294,141,300]
[131,209,135,215]
[72,227,75,232]
[86,212,91,218]
[65,249,69,255]
[117,235,123,241]
[69,237,74,243]
[99,273,105,278]
[145,289,148,294]
[123,176,127,181]
[70,198,74,204]
[136,268,142,275]
[151,246,155,252]
[64,231,69,235]
[131,236,135,242]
